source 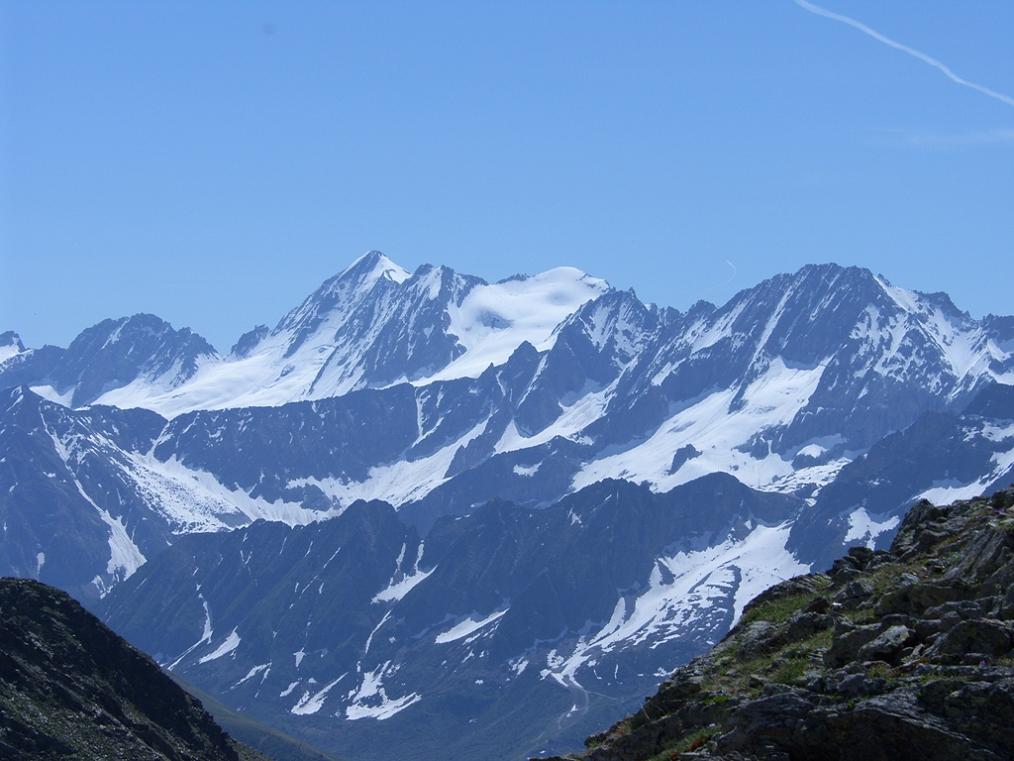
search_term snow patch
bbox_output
[843,508,901,548]
[541,523,807,688]
[434,610,508,644]
[291,674,347,715]
[199,629,240,664]
[288,420,488,507]
[29,385,74,407]
[233,663,271,688]
[573,357,829,495]
[373,543,435,602]
[344,662,422,720]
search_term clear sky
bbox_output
[2,1,1012,351]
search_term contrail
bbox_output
[793,0,1014,108]
[722,259,737,288]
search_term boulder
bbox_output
[825,624,880,667]
[785,610,832,642]
[875,581,969,617]
[857,625,915,664]
[832,579,873,608]
[927,619,1013,658]
[736,620,782,659]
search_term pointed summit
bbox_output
[276,251,410,343]
[341,250,411,287]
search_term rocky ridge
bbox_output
[0,577,266,761]
[543,487,1014,761]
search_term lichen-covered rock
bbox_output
[856,624,915,664]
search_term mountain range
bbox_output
[3,252,1014,759]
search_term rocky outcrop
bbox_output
[542,488,1014,761]
[0,577,266,761]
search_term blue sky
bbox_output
[2,1,1012,350]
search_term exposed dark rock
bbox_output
[927,619,1013,658]
[824,623,880,668]
[832,578,873,608]
[0,577,265,761]
[856,624,914,664]
[736,621,782,659]
[669,444,702,474]
[785,610,831,641]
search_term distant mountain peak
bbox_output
[342,249,411,286]
[0,330,25,363]
[279,251,409,334]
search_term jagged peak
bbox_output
[342,249,411,285]
[398,264,483,305]
[0,329,24,349]
[873,272,974,323]
[229,324,269,358]
[757,262,981,329]
[65,314,217,357]
[706,261,992,361]
[553,286,659,354]
[741,262,879,301]
[0,384,49,416]
[314,250,411,302]
[0,330,25,363]
[683,298,717,319]
[275,251,411,339]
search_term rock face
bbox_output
[0,577,262,761]
[542,487,1014,761]
[0,314,216,407]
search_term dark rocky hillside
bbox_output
[0,577,266,761]
[544,487,1014,760]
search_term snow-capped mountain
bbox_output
[3,257,1013,595]
[85,252,609,416]
[4,253,1014,760]
[1,314,216,408]
[100,475,804,761]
